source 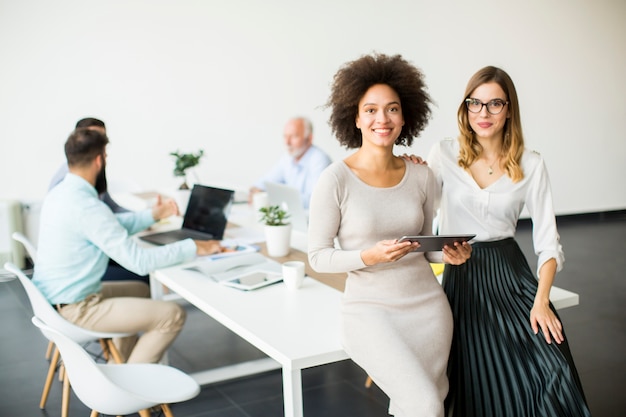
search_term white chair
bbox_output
[31,316,200,417]
[11,231,38,263]
[10,232,53,358]
[3,262,133,417]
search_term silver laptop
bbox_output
[140,184,234,245]
[264,181,308,232]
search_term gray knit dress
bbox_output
[308,160,452,417]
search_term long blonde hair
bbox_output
[457,66,524,182]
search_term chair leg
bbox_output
[162,403,174,417]
[89,410,99,417]
[62,371,71,417]
[104,339,125,364]
[59,362,65,381]
[98,339,110,361]
[40,345,60,408]
[45,340,54,360]
[138,409,151,417]
[365,375,373,388]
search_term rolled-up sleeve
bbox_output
[525,157,564,278]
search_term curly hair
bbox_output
[326,53,433,149]
[457,66,525,182]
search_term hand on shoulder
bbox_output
[399,153,428,165]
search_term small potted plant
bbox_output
[259,205,291,257]
[170,149,204,190]
[259,205,290,226]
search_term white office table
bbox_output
[151,260,349,417]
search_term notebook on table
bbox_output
[264,181,308,232]
[139,184,234,245]
[184,252,283,291]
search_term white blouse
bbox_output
[427,138,564,277]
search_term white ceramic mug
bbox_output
[252,192,269,212]
[282,261,305,290]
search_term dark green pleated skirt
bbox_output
[442,238,591,417]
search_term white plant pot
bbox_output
[264,224,292,257]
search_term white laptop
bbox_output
[264,181,308,232]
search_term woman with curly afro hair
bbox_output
[308,53,472,417]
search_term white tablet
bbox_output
[397,234,475,252]
[219,270,283,291]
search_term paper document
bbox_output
[184,252,281,282]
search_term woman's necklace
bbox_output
[486,155,500,175]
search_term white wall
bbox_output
[1,0,624,215]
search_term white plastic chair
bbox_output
[11,231,38,263]
[10,232,53,357]
[3,262,133,417]
[31,316,200,417]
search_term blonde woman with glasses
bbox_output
[428,66,591,417]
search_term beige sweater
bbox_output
[308,160,452,417]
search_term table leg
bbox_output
[150,273,164,300]
[282,368,303,417]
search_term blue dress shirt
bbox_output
[254,145,331,209]
[33,173,196,304]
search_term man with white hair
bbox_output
[250,117,331,209]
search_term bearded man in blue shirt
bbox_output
[33,127,223,363]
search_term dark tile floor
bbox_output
[1,211,624,417]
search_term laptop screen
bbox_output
[264,181,308,232]
[182,184,234,238]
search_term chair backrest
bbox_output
[11,231,38,263]
[3,262,129,343]
[31,316,155,414]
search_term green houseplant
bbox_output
[258,205,292,257]
[258,205,290,226]
[170,149,204,189]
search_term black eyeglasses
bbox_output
[465,98,508,115]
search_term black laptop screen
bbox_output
[182,184,234,239]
